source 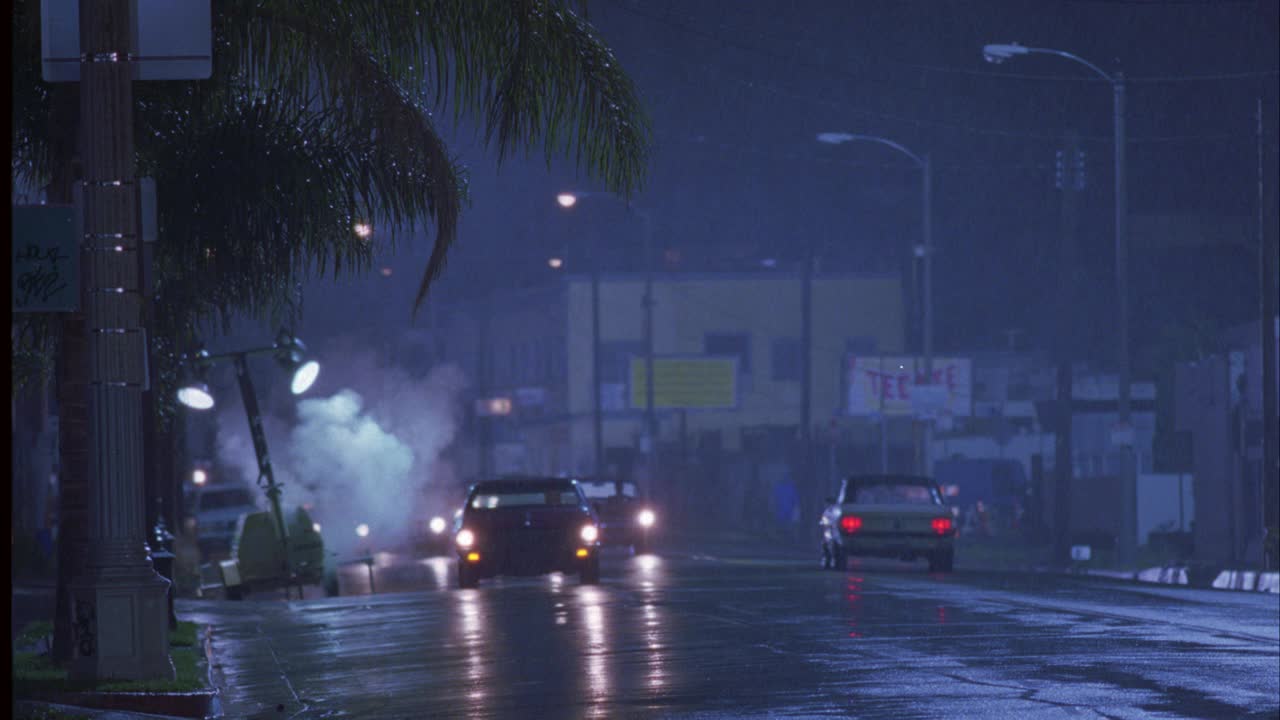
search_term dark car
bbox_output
[578,479,657,554]
[819,475,957,573]
[454,477,601,588]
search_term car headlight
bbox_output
[429,516,447,535]
[456,528,475,549]
[580,524,599,543]
[637,509,656,528]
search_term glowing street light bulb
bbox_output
[548,257,564,269]
[356,523,370,538]
[192,469,208,485]
[353,222,373,239]
[556,193,578,208]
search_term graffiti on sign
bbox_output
[12,205,79,312]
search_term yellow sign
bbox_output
[629,357,738,409]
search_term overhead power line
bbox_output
[633,44,1250,146]
[606,0,1279,85]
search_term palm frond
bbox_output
[217,0,649,309]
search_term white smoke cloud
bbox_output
[214,344,468,559]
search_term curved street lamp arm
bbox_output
[820,134,926,168]
[1022,47,1115,83]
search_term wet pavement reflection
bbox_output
[183,545,1280,719]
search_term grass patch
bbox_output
[170,620,199,648]
[16,621,54,651]
[13,619,208,696]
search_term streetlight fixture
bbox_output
[981,41,1135,564]
[555,191,656,496]
[817,132,935,475]
[176,331,321,583]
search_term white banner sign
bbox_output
[845,356,972,418]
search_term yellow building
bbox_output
[441,270,904,481]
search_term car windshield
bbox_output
[200,489,255,511]
[847,481,942,506]
[470,489,581,510]
[579,482,637,499]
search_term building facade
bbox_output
[437,270,906,487]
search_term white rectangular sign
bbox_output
[42,0,212,82]
[845,356,973,418]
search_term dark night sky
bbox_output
[256,0,1278,375]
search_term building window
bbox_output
[601,342,645,383]
[845,337,877,356]
[705,333,751,374]
[771,338,802,381]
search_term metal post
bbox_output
[1055,130,1082,564]
[800,244,815,522]
[1114,73,1137,565]
[591,257,604,479]
[921,153,935,477]
[1259,96,1279,570]
[233,354,290,579]
[642,211,657,498]
[69,0,172,682]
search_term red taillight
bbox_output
[839,515,863,534]
[931,517,953,535]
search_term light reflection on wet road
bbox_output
[183,547,1280,719]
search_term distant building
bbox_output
[1177,316,1278,565]
[435,270,905,490]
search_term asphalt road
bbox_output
[181,542,1280,720]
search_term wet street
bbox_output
[182,542,1280,719]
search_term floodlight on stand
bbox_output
[291,361,320,394]
[273,332,321,395]
[177,349,216,410]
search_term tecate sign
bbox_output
[845,356,973,418]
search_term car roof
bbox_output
[843,474,936,485]
[471,476,579,493]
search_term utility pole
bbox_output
[591,243,604,480]
[800,242,815,525]
[1114,72,1137,567]
[1258,97,1279,570]
[641,210,657,500]
[1054,131,1083,564]
[51,81,88,665]
[69,0,172,681]
[477,298,492,480]
[920,154,935,479]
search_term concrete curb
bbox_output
[1071,565,1280,594]
[14,700,190,719]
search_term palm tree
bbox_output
[11,0,649,663]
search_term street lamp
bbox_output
[982,41,1135,564]
[177,331,321,583]
[556,191,656,496]
[817,133,935,474]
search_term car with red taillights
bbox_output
[819,475,956,572]
[454,476,601,588]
